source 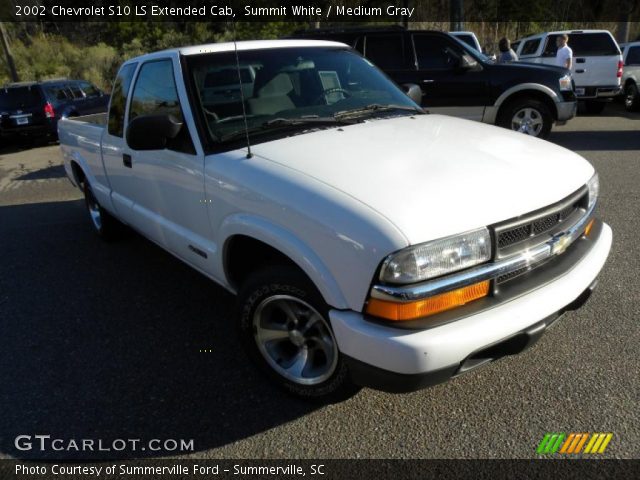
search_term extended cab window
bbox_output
[365,34,405,69]
[413,35,462,70]
[107,63,137,137]
[129,59,194,153]
[627,46,640,65]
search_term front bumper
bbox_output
[329,221,612,392]
[556,100,577,123]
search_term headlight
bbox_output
[587,172,599,209]
[380,228,491,284]
[559,74,573,91]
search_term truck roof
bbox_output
[124,39,349,65]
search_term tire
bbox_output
[237,265,360,402]
[82,180,123,241]
[624,83,640,112]
[497,98,553,138]
[584,100,606,114]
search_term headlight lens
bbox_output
[380,228,491,284]
[559,74,573,91]
[587,172,599,209]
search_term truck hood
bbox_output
[499,61,570,76]
[251,114,594,244]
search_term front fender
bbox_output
[218,213,349,310]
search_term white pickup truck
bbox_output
[59,40,612,400]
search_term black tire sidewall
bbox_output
[625,84,639,111]
[498,98,552,138]
[236,266,357,401]
[82,180,119,240]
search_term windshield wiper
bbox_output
[220,116,355,142]
[335,103,425,118]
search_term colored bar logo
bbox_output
[537,433,613,454]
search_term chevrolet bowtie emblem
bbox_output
[550,233,571,255]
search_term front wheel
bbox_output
[237,265,360,402]
[624,83,640,112]
[498,98,552,138]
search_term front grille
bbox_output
[494,188,589,255]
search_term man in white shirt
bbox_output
[555,34,573,69]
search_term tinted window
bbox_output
[44,85,70,101]
[511,41,520,52]
[543,33,619,57]
[413,35,462,70]
[107,63,137,137]
[68,84,83,98]
[204,68,252,87]
[0,86,42,109]
[79,81,100,97]
[521,39,541,56]
[627,46,640,65]
[129,60,192,153]
[365,34,405,69]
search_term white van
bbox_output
[515,30,623,113]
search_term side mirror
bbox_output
[126,114,183,150]
[402,83,423,105]
[459,54,480,71]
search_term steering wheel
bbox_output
[314,88,352,104]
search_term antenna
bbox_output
[231,21,252,159]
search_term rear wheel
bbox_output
[82,180,123,241]
[498,98,552,138]
[624,83,640,112]
[584,100,606,114]
[237,265,360,402]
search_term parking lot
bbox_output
[0,103,638,460]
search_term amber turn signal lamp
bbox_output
[366,280,490,321]
[584,218,595,237]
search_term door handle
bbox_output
[575,69,586,74]
[422,79,435,83]
[576,58,586,63]
[123,154,132,168]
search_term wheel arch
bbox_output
[220,215,349,310]
[487,83,560,124]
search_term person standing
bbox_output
[497,37,518,63]
[555,34,573,69]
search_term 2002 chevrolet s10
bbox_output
[59,40,611,400]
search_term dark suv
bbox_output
[0,79,109,142]
[291,27,577,138]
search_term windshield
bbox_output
[185,47,419,146]
[0,86,43,110]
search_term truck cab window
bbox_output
[413,35,462,70]
[129,59,194,153]
[365,35,405,70]
[107,63,137,137]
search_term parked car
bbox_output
[514,30,623,114]
[620,41,640,111]
[290,27,577,138]
[59,40,611,400]
[0,79,109,142]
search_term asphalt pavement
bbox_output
[0,103,638,459]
